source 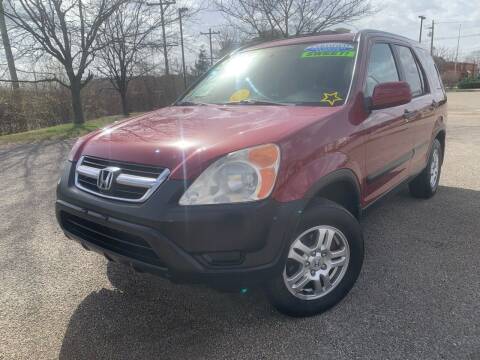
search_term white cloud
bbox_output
[190,0,480,61]
[348,0,480,59]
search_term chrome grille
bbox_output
[75,156,170,202]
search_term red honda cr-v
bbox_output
[56,30,447,316]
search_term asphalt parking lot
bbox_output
[1,92,479,359]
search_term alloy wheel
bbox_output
[283,225,350,300]
[430,148,440,189]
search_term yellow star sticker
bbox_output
[320,92,343,106]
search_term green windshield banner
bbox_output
[301,50,356,58]
[301,42,356,58]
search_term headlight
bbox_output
[179,144,280,205]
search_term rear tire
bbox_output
[266,200,364,317]
[409,139,442,199]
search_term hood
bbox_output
[75,105,342,179]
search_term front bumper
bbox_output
[56,161,303,287]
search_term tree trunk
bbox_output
[120,88,129,117]
[0,0,19,90]
[70,81,85,125]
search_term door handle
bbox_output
[403,109,417,121]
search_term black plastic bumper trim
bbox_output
[56,197,302,286]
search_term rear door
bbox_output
[392,45,437,175]
[411,48,448,172]
[363,42,414,203]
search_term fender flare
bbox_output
[274,168,362,265]
[432,126,446,163]
[301,168,362,218]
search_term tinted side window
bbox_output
[416,48,444,92]
[395,45,424,97]
[365,43,399,97]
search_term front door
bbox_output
[362,42,414,203]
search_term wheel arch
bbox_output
[434,129,446,164]
[303,169,362,219]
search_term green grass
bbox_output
[0,114,134,145]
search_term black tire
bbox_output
[409,138,442,199]
[266,199,364,317]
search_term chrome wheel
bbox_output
[283,225,350,300]
[430,148,440,189]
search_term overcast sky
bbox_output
[2,0,478,77]
[185,0,480,62]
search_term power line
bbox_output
[427,20,435,55]
[435,19,479,24]
[454,24,461,73]
[435,33,480,41]
[458,46,480,53]
[434,21,461,24]
[147,1,176,75]
[418,15,426,42]
[200,28,220,65]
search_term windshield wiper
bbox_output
[176,101,209,106]
[223,99,290,106]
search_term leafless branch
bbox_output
[95,0,200,115]
[213,0,374,39]
[2,0,127,123]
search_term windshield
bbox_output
[181,42,357,107]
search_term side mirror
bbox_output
[370,81,412,110]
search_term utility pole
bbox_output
[179,7,188,89]
[200,28,220,65]
[0,0,19,89]
[418,15,426,42]
[148,1,176,75]
[454,24,461,74]
[429,20,435,55]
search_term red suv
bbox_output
[56,30,447,316]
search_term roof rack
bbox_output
[238,30,356,49]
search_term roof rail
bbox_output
[230,30,356,54]
[358,29,416,43]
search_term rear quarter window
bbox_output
[394,45,425,97]
[415,48,445,93]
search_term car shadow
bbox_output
[58,185,480,359]
[58,261,284,360]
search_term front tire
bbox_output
[266,200,364,317]
[409,138,442,199]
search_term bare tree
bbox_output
[96,2,202,115]
[213,0,373,38]
[466,50,480,66]
[96,2,160,116]
[215,26,243,57]
[0,0,18,89]
[3,0,126,124]
[465,50,480,78]
[433,46,456,74]
[192,45,209,77]
[145,0,205,75]
[433,46,456,62]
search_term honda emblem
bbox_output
[97,167,120,191]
